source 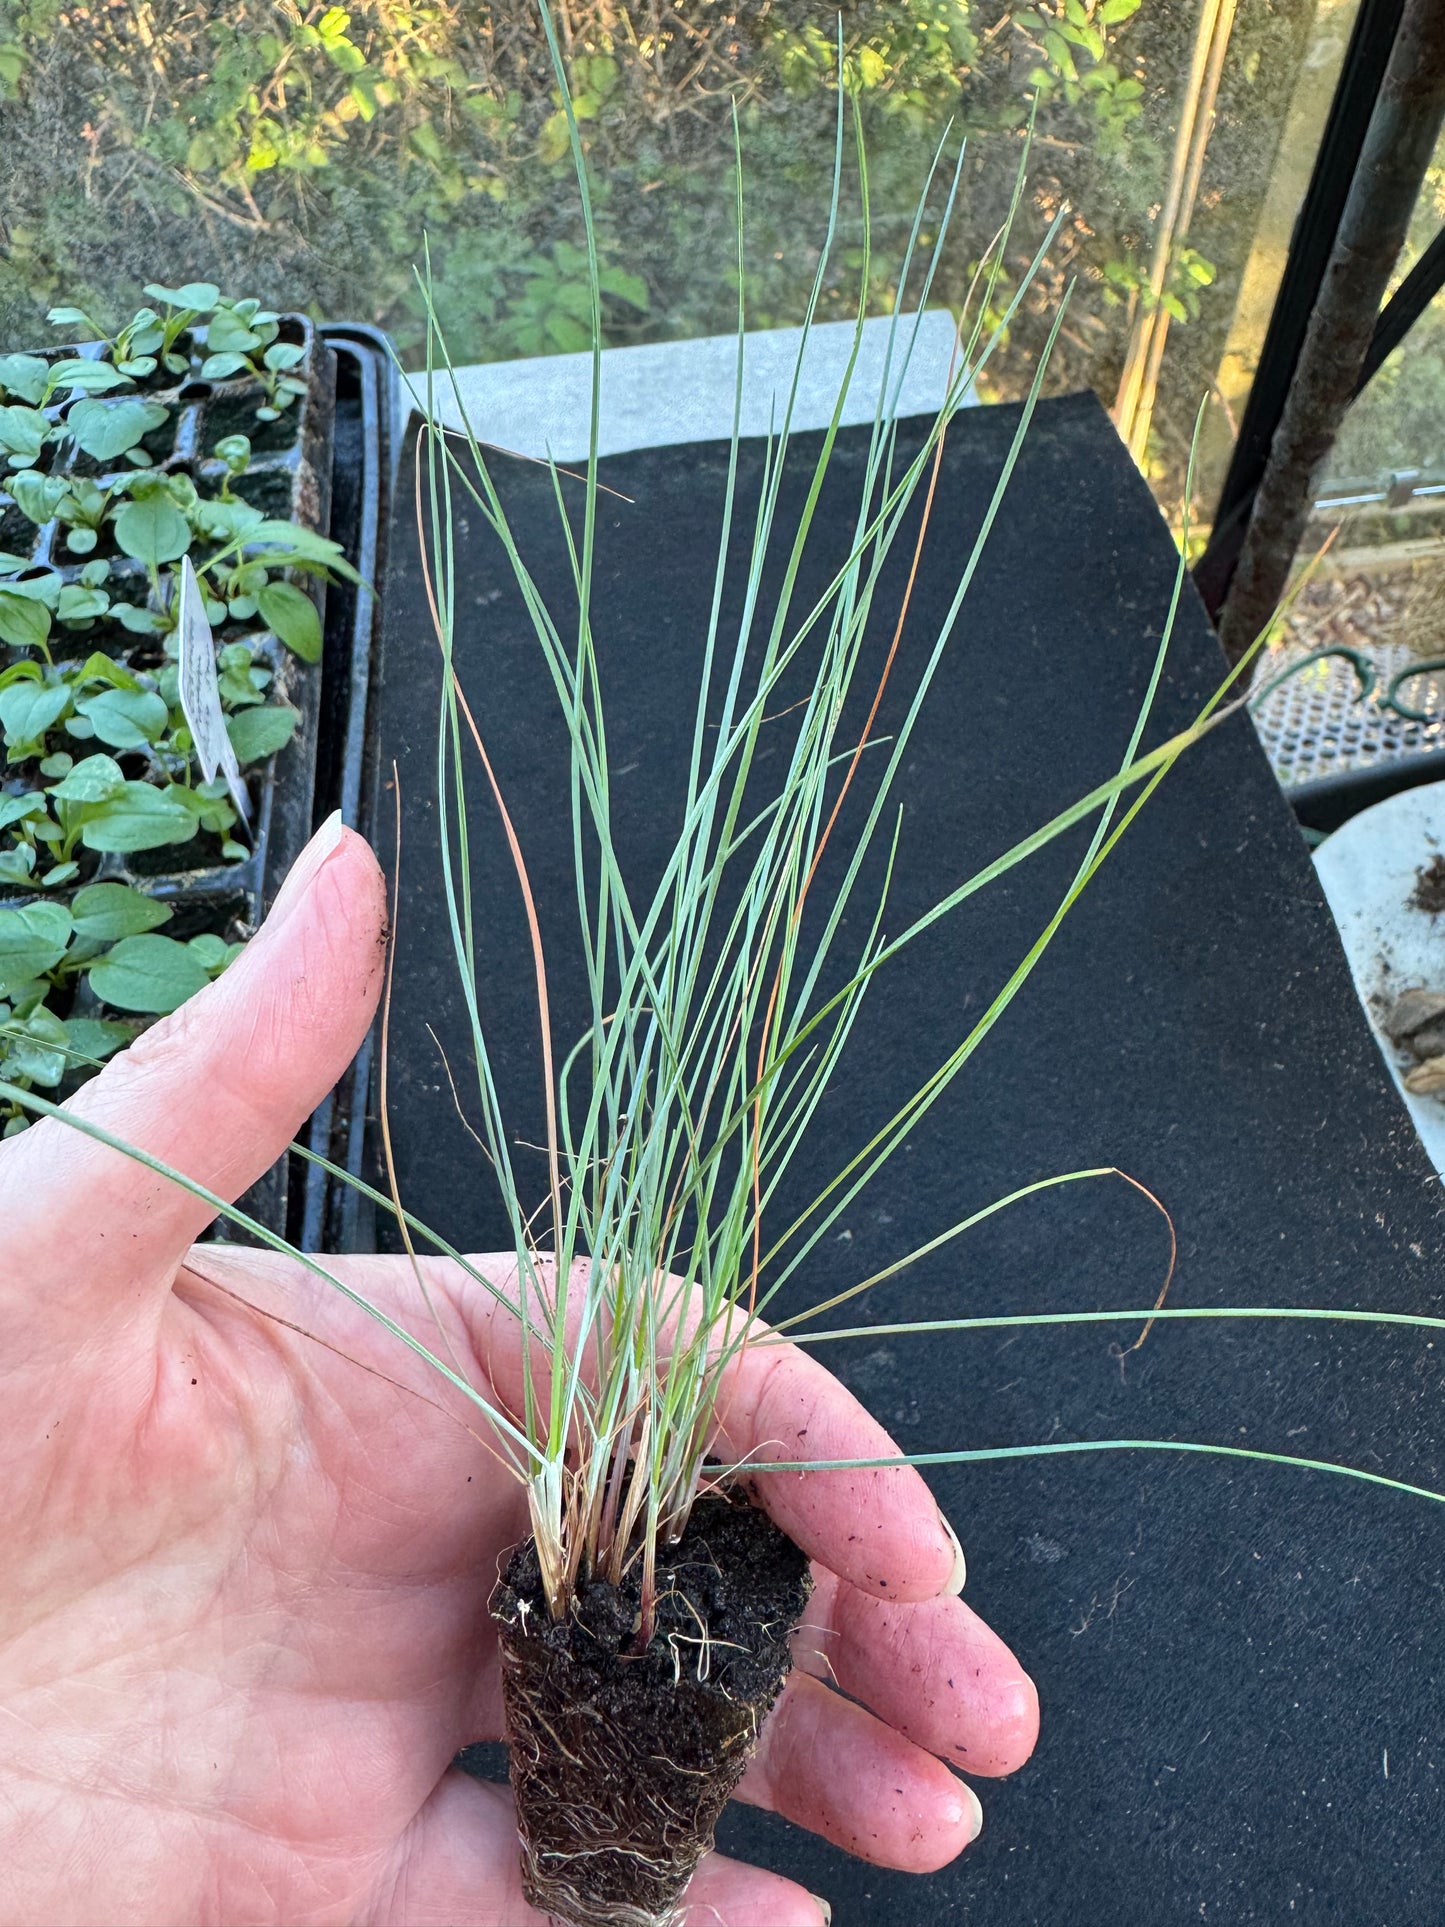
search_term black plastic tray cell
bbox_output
[294,326,392,1255]
[0,316,338,1230]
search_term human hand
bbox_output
[0,818,1038,1926]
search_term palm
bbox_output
[0,826,1037,1927]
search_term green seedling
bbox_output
[198,297,308,419]
[47,281,223,378]
[0,878,242,1133]
[0,642,292,877]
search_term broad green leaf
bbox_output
[0,355,50,404]
[204,309,264,355]
[79,781,198,852]
[546,313,592,354]
[162,781,206,818]
[1042,27,1076,75]
[62,1016,134,1063]
[75,653,142,691]
[113,601,169,635]
[0,902,73,994]
[0,405,49,463]
[0,680,68,747]
[75,686,169,749]
[8,471,67,523]
[48,359,132,396]
[113,496,192,568]
[200,351,252,381]
[245,521,352,573]
[67,397,169,463]
[143,469,196,512]
[186,932,231,970]
[323,36,365,72]
[188,498,264,543]
[263,342,306,373]
[1099,0,1142,20]
[62,475,111,519]
[56,584,109,625]
[87,933,210,1014]
[0,590,52,653]
[1,573,59,609]
[0,791,45,832]
[49,753,127,803]
[256,579,321,661]
[71,882,173,941]
[0,845,35,886]
[598,267,650,313]
[1,1005,69,1086]
[213,433,251,472]
[226,702,298,763]
[143,281,220,311]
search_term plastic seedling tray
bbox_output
[0,317,338,1231]
[293,325,397,1253]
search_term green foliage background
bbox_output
[0,0,1326,496]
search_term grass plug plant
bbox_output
[386,29,1237,1923]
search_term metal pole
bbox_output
[1216,0,1445,664]
[1193,0,1406,617]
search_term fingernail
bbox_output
[808,1895,832,1927]
[963,1783,984,1843]
[264,811,346,934]
[939,1508,966,1594]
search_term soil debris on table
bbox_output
[1384,984,1445,1094]
[1412,855,1445,916]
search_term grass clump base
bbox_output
[492,1484,813,1927]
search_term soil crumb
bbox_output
[1412,855,1445,915]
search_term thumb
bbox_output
[0,812,387,1338]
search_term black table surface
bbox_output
[372,390,1445,1925]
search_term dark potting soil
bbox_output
[0,501,36,552]
[202,392,302,457]
[492,1487,812,1927]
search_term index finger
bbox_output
[712,1332,966,1603]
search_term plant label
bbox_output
[177,555,250,828]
